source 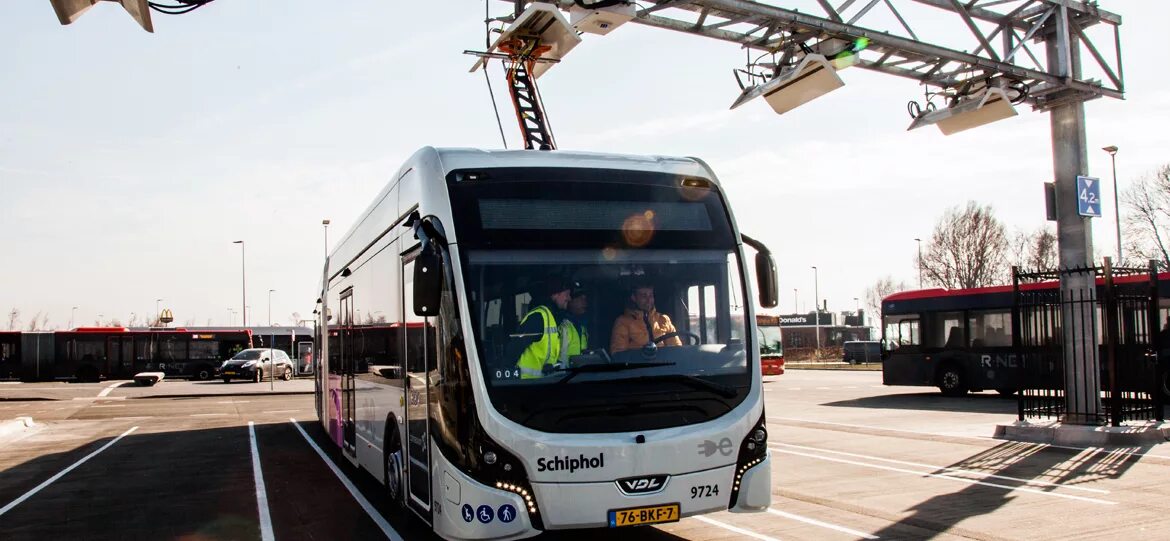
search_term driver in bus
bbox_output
[610,282,683,354]
[514,277,573,379]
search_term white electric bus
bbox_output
[314,147,778,540]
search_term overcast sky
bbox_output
[1,1,1166,329]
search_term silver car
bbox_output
[219,348,295,383]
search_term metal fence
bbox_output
[1013,260,1164,426]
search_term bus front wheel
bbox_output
[384,420,405,512]
[937,365,968,397]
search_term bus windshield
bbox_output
[450,170,751,433]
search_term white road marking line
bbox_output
[774,442,1109,494]
[788,388,802,391]
[72,397,126,401]
[767,508,879,539]
[770,447,1116,505]
[768,415,1170,462]
[249,422,275,541]
[261,410,301,414]
[815,387,831,390]
[767,416,991,441]
[0,426,138,517]
[290,418,404,541]
[190,413,231,417]
[693,516,782,541]
[97,382,128,398]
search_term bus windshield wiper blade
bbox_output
[618,374,738,398]
[557,361,675,384]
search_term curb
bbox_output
[994,421,1170,446]
[0,416,36,439]
[133,391,315,400]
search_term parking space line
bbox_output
[767,508,878,539]
[770,446,1116,505]
[767,416,990,441]
[289,418,404,541]
[693,516,782,541]
[0,426,138,518]
[774,442,1109,494]
[248,422,275,541]
[97,382,129,398]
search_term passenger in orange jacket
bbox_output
[610,283,682,353]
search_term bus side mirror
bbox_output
[414,250,442,317]
[755,252,778,308]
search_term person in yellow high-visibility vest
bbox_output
[559,283,590,363]
[515,278,572,379]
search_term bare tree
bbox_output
[27,311,43,331]
[864,276,909,328]
[1009,226,1058,272]
[6,309,18,331]
[920,201,1009,289]
[1122,164,1170,269]
[289,312,302,326]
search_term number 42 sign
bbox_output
[1077,176,1101,218]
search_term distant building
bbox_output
[765,311,870,348]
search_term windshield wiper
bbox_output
[618,374,738,398]
[556,361,676,384]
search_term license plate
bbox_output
[608,503,680,527]
[223,371,236,375]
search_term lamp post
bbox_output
[268,289,275,326]
[793,288,798,314]
[811,266,820,351]
[70,306,78,329]
[155,298,163,326]
[914,238,923,288]
[1103,145,1122,262]
[233,240,247,327]
[322,219,331,259]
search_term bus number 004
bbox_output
[494,370,520,379]
[690,485,718,498]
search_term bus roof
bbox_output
[882,271,1170,314]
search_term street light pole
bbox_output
[155,298,163,326]
[811,266,820,351]
[233,240,247,327]
[914,238,923,288]
[268,289,275,326]
[793,288,798,314]
[70,306,78,329]
[1103,145,1122,262]
[322,219,331,259]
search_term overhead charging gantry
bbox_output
[467,4,585,151]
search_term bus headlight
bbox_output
[729,410,768,508]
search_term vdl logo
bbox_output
[616,474,670,495]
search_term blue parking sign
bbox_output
[1077,176,1101,217]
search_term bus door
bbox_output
[402,253,433,516]
[107,335,133,379]
[340,290,357,455]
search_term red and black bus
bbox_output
[881,273,1170,396]
[756,315,785,375]
[23,328,253,382]
[0,331,20,380]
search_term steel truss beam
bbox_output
[525,0,1123,109]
